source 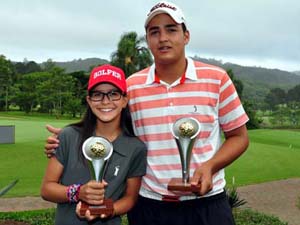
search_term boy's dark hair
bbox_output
[182,23,187,32]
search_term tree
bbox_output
[14,60,42,75]
[42,59,57,72]
[13,72,50,113]
[0,55,15,111]
[64,98,83,118]
[14,62,27,74]
[242,100,262,129]
[264,88,286,110]
[111,31,153,77]
[67,71,89,117]
[227,69,261,129]
[287,84,300,103]
[271,105,289,126]
[37,67,76,117]
[24,61,42,74]
[227,69,244,98]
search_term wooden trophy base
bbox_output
[80,199,114,216]
[168,178,200,192]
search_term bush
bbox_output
[0,209,55,225]
[226,185,247,209]
[0,208,288,225]
[234,209,288,225]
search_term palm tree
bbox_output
[110,31,153,77]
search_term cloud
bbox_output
[0,0,299,71]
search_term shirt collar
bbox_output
[145,57,197,85]
[91,131,127,156]
[112,133,128,157]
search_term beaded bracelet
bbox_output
[67,184,81,203]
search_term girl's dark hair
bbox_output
[69,93,135,161]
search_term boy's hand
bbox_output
[44,124,61,158]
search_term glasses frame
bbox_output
[89,90,124,102]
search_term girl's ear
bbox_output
[122,95,129,108]
[86,96,91,107]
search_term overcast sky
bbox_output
[0,0,299,71]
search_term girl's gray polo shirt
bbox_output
[54,126,147,225]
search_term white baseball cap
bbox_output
[145,1,186,28]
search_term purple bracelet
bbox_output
[67,184,81,203]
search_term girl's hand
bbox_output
[79,180,108,205]
[76,201,98,221]
[75,200,114,220]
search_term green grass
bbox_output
[0,112,74,197]
[226,129,300,186]
[0,113,294,225]
[0,112,300,197]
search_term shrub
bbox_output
[0,209,55,225]
[0,208,289,225]
[226,185,247,209]
[234,209,288,225]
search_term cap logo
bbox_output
[148,2,177,15]
[93,69,121,80]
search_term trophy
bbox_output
[168,117,201,192]
[80,136,114,216]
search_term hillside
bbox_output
[47,57,300,105]
[192,56,300,103]
[52,58,109,73]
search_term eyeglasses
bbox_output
[89,90,124,102]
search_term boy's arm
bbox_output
[191,124,249,195]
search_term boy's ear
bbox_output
[145,34,149,47]
[184,30,190,45]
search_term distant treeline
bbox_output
[1,53,300,129]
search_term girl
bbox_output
[41,64,147,225]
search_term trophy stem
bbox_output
[182,171,189,183]
[176,137,197,184]
[87,159,104,182]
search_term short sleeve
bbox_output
[127,144,147,178]
[218,72,249,131]
[54,127,72,167]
